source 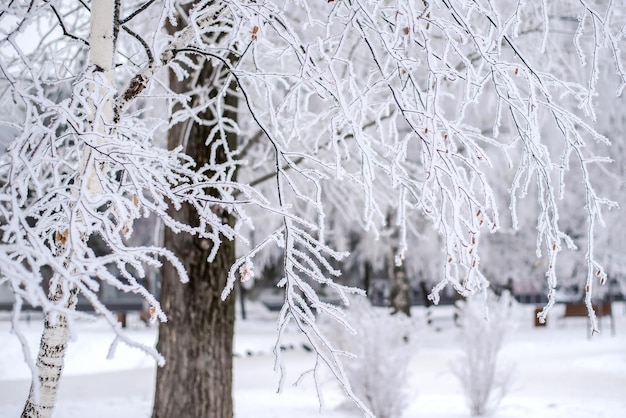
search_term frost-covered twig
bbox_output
[0,0,623,415]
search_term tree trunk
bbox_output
[363,261,372,302]
[21,315,70,418]
[153,227,235,418]
[22,1,115,415]
[389,262,412,317]
[389,242,411,317]
[21,287,77,418]
[152,60,238,418]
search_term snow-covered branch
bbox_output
[1,0,624,414]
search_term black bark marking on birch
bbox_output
[21,285,78,418]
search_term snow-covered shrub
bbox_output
[451,290,515,416]
[328,297,415,418]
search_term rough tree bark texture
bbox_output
[153,227,235,418]
[152,61,237,418]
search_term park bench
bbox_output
[559,301,615,338]
[0,282,149,328]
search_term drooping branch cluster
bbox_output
[221,0,621,313]
[0,0,256,361]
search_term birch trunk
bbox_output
[21,1,116,416]
[21,287,78,418]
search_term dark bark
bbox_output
[389,261,411,317]
[387,216,411,317]
[152,57,238,418]
[363,261,371,302]
[153,225,235,418]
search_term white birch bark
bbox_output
[82,0,116,196]
[21,1,116,416]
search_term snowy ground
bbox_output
[1,301,625,417]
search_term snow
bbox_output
[1,301,625,417]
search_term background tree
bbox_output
[1,1,624,417]
[326,296,415,418]
[452,290,516,416]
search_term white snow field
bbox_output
[1,301,625,417]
